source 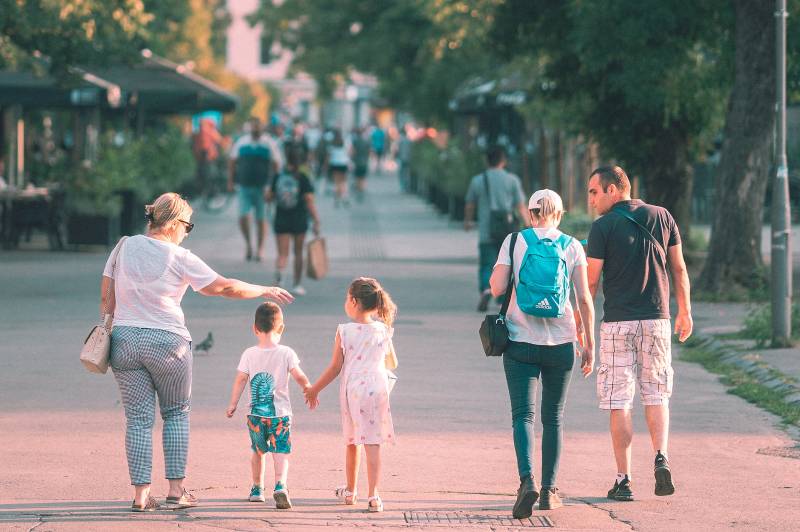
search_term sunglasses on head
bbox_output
[178,219,194,233]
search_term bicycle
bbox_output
[199,157,233,214]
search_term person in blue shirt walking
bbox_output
[228,117,283,262]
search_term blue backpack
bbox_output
[516,229,572,318]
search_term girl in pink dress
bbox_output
[305,277,398,512]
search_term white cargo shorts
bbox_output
[596,319,674,410]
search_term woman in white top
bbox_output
[489,189,595,516]
[326,129,351,206]
[102,192,293,512]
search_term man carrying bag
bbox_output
[464,145,529,312]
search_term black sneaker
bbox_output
[654,452,675,496]
[512,477,539,519]
[607,478,634,501]
[538,487,562,510]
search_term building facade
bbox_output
[225,0,376,131]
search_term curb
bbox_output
[682,333,800,440]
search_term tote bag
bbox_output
[306,236,329,280]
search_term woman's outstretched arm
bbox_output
[199,276,294,304]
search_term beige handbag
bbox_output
[80,236,128,374]
[306,236,328,280]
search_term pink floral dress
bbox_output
[337,321,395,445]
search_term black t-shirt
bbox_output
[272,172,314,229]
[587,200,681,322]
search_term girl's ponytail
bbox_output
[375,288,397,328]
[349,277,396,327]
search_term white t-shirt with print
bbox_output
[237,345,300,418]
[103,235,218,341]
[494,227,587,345]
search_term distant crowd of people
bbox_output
[191,116,407,296]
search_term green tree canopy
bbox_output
[490,0,733,231]
[249,0,500,125]
[0,0,156,74]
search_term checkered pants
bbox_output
[110,326,193,485]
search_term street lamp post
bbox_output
[772,0,793,346]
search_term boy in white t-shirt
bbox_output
[226,302,311,509]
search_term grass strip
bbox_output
[681,338,800,429]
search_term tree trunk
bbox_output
[539,126,549,189]
[642,129,693,240]
[697,0,775,294]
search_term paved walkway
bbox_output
[1,171,799,531]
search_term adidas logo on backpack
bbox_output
[516,228,572,318]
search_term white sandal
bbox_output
[334,486,357,505]
[367,495,383,513]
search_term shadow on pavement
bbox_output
[0,497,518,525]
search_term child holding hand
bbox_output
[305,277,398,513]
[227,302,311,509]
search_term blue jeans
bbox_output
[503,341,574,487]
[478,241,502,292]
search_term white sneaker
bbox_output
[291,285,307,296]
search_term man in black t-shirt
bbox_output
[586,166,692,502]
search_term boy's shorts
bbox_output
[596,319,674,410]
[247,415,292,454]
[238,186,266,220]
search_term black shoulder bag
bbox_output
[484,172,516,243]
[479,232,518,356]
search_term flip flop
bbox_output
[131,496,161,512]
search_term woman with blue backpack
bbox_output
[489,189,595,517]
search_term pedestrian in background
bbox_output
[586,165,692,502]
[191,118,222,197]
[464,145,529,311]
[267,146,322,296]
[284,124,310,171]
[104,193,292,512]
[227,117,283,262]
[396,128,412,192]
[370,125,386,174]
[304,277,398,513]
[490,189,595,517]
[226,302,312,509]
[326,130,351,207]
[350,127,371,201]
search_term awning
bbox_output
[450,73,530,114]
[0,51,238,113]
[0,71,114,108]
[87,51,238,113]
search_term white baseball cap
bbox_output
[528,189,564,211]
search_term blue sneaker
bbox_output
[273,482,292,509]
[249,485,265,502]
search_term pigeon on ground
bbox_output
[195,332,214,356]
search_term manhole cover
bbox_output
[403,511,553,527]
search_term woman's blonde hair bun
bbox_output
[145,193,192,231]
